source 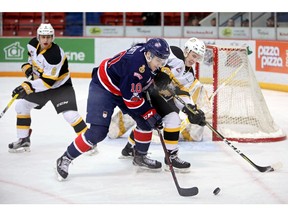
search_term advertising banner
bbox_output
[0,38,30,62]
[0,38,94,64]
[184,26,217,38]
[256,40,288,74]
[252,28,276,40]
[277,27,288,41]
[125,26,162,37]
[219,27,250,39]
[86,26,124,37]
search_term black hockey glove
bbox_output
[154,67,172,90]
[12,82,34,99]
[141,108,163,130]
[174,86,190,97]
[21,63,33,80]
[182,104,206,126]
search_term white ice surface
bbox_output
[0,77,287,215]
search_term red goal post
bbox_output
[195,45,286,143]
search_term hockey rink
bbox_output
[0,77,288,214]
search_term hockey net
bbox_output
[196,45,286,142]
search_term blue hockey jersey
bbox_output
[92,43,156,116]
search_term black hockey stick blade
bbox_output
[249,161,274,172]
[242,154,282,172]
[166,163,199,196]
[259,166,274,172]
[178,186,199,197]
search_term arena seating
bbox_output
[2,12,212,36]
[2,12,65,36]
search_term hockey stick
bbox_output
[0,93,19,119]
[145,91,198,196]
[157,128,199,196]
[170,90,281,173]
[0,75,32,120]
[204,122,281,172]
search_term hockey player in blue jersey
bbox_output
[55,38,170,181]
[121,38,207,172]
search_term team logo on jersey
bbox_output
[139,65,145,73]
[51,67,57,75]
[130,93,141,102]
[102,111,108,118]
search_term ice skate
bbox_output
[119,143,134,159]
[8,129,32,153]
[164,149,191,173]
[133,150,162,171]
[55,155,72,181]
[8,137,31,153]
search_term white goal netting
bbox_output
[196,45,286,142]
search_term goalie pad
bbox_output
[180,79,212,141]
[188,79,212,114]
[107,110,135,139]
[180,119,205,141]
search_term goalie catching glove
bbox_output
[12,82,34,99]
[182,104,206,126]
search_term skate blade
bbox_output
[56,174,65,182]
[164,165,191,173]
[133,163,162,173]
[8,147,31,153]
[57,174,64,182]
[54,167,65,182]
[118,155,133,159]
[118,152,151,159]
[134,167,162,173]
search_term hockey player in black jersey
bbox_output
[8,23,88,153]
[121,38,207,172]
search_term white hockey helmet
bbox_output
[183,37,206,62]
[37,23,55,41]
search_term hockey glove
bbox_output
[174,86,190,97]
[141,108,163,130]
[21,63,33,80]
[154,67,172,90]
[12,82,34,99]
[182,104,206,126]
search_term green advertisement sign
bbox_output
[0,37,94,63]
[0,38,30,63]
[55,38,94,63]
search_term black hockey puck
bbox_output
[213,187,221,195]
